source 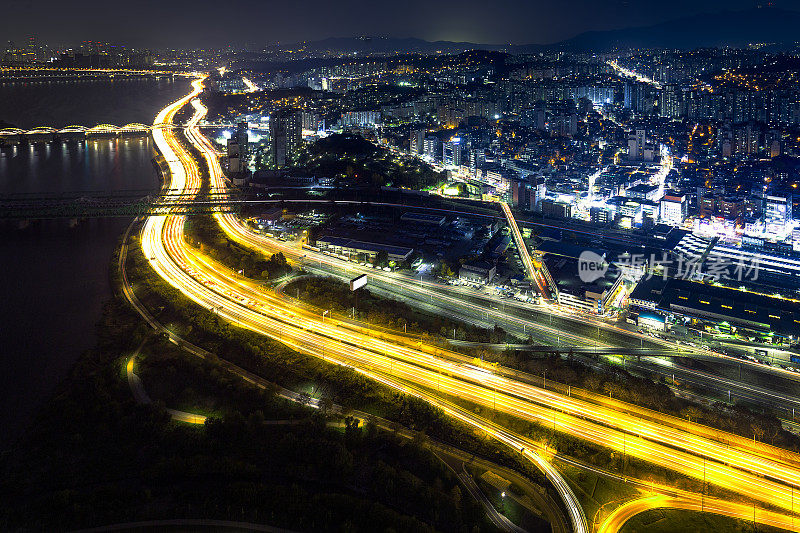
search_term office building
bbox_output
[541,199,572,219]
[459,260,496,284]
[765,195,791,236]
[625,183,659,201]
[443,138,464,167]
[590,207,612,225]
[660,192,687,226]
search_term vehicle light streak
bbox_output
[141,80,800,532]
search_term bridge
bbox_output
[0,122,249,143]
[0,123,162,143]
[0,188,243,219]
[0,67,193,79]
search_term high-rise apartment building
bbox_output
[226,121,249,174]
[628,129,654,161]
[423,135,440,161]
[269,109,302,168]
[409,129,425,155]
[659,84,682,119]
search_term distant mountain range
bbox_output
[550,7,800,51]
[275,7,800,55]
[273,36,507,55]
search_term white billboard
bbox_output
[350,274,367,291]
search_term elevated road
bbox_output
[139,79,800,532]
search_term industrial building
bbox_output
[629,276,800,340]
[316,235,414,263]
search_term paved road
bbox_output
[139,84,800,531]
[119,220,569,533]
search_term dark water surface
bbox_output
[0,77,191,448]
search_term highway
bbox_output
[224,216,800,389]
[598,493,800,533]
[275,274,800,417]
[141,80,800,532]
[225,229,800,412]
[147,84,586,532]
[121,219,570,532]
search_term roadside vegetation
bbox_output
[503,352,800,453]
[140,217,766,516]
[0,238,503,533]
[284,273,797,452]
[286,276,515,344]
[122,231,559,500]
[185,215,292,281]
[619,508,786,533]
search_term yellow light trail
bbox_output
[242,77,259,92]
[142,80,800,532]
[599,493,800,533]
[146,82,588,533]
[186,98,792,482]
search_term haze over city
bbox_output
[2,0,798,47]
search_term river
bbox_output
[0,76,192,449]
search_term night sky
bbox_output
[2,0,794,49]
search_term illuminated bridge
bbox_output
[0,67,191,80]
[0,123,164,141]
[0,188,243,219]
[0,123,245,142]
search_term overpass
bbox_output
[447,340,683,357]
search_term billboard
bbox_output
[350,274,367,291]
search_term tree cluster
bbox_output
[0,295,495,532]
[288,276,512,344]
[186,216,291,280]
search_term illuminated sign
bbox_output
[350,274,367,291]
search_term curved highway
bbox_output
[139,80,800,532]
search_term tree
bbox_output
[752,422,765,442]
[450,485,462,509]
[603,381,626,400]
[680,406,703,423]
[319,397,334,414]
[344,416,362,442]
[373,250,389,268]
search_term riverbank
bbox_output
[0,75,193,450]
